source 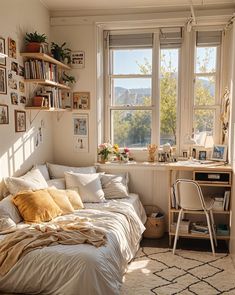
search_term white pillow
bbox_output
[47,178,66,190]
[101,173,129,199]
[65,172,105,203]
[47,163,97,179]
[34,164,50,181]
[0,195,22,224]
[0,216,16,234]
[4,169,48,196]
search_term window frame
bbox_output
[193,44,221,145]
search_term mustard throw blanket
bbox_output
[0,217,106,276]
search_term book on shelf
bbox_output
[170,186,178,209]
[170,219,190,234]
[223,191,230,211]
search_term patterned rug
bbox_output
[121,247,235,295]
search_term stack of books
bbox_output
[170,219,190,234]
[190,222,209,235]
[213,197,224,211]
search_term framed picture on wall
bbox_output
[0,104,9,124]
[71,51,85,68]
[8,37,16,59]
[73,92,90,110]
[73,114,88,137]
[0,67,7,94]
[0,37,6,66]
[15,110,26,132]
[211,144,227,162]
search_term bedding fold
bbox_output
[0,217,106,276]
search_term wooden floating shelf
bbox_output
[20,52,71,70]
[24,79,71,90]
[25,106,71,112]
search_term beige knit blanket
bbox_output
[0,217,106,276]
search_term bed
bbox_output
[0,192,146,295]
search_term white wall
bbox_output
[0,0,54,178]
[50,24,97,166]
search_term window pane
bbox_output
[194,109,214,136]
[194,76,215,106]
[112,78,151,106]
[196,47,216,73]
[160,48,178,145]
[112,49,152,75]
[111,110,152,148]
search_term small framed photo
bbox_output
[182,150,188,159]
[199,150,207,161]
[71,51,85,68]
[74,137,88,152]
[73,92,90,110]
[211,144,228,162]
[8,37,16,59]
[15,110,26,132]
[61,91,72,109]
[0,37,6,66]
[0,104,9,124]
[0,67,7,94]
[73,114,88,137]
[11,92,18,105]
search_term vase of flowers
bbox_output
[98,143,113,163]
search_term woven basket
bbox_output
[143,205,165,239]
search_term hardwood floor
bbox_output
[140,233,229,253]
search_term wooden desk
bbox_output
[167,161,232,246]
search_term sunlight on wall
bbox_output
[0,127,36,178]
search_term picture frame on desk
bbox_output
[211,144,227,162]
[199,150,207,161]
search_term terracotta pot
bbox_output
[25,42,42,53]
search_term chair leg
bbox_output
[173,209,183,255]
[209,209,217,247]
[205,211,215,256]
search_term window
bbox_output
[160,48,179,145]
[193,31,221,146]
[105,30,181,148]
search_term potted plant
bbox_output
[51,42,71,63]
[61,72,76,86]
[25,31,47,53]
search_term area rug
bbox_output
[121,247,235,294]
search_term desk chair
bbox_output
[172,179,217,256]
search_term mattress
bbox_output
[0,194,146,295]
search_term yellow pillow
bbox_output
[13,190,62,223]
[47,188,74,214]
[65,189,84,210]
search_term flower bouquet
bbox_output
[98,143,113,163]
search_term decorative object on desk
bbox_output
[73,92,90,110]
[0,37,6,66]
[158,150,166,162]
[25,31,48,53]
[0,104,9,124]
[15,110,26,132]
[220,87,230,145]
[71,51,85,68]
[163,143,172,162]
[183,133,196,159]
[147,144,157,162]
[198,150,207,161]
[51,42,71,63]
[0,67,7,94]
[211,144,227,162]
[98,142,113,163]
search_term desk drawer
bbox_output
[193,171,231,185]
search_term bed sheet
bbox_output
[0,197,146,295]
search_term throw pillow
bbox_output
[4,169,48,196]
[65,189,84,210]
[47,178,66,190]
[13,189,62,223]
[34,164,50,181]
[47,162,96,179]
[47,188,75,214]
[101,173,129,199]
[0,195,22,223]
[65,172,105,203]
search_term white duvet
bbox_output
[0,194,146,295]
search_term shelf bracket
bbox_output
[56,111,65,122]
[27,110,41,125]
